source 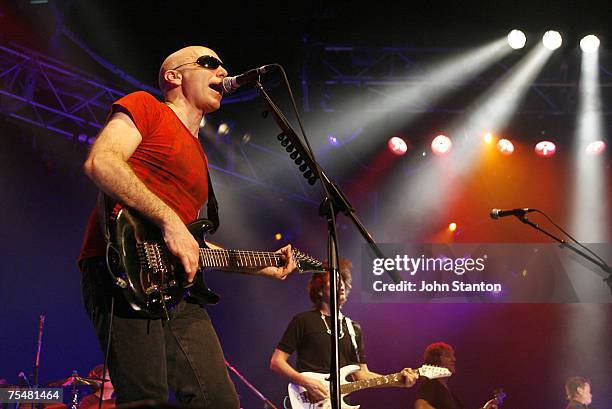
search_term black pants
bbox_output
[81,257,240,408]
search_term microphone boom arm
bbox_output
[513,214,612,295]
[253,81,401,284]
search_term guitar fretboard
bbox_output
[199,249,284,269]
[340,372,402,394]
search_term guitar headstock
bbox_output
[417,365,452,380]
[292,248,325,273]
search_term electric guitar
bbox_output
[288,364,452,409]
[105,208,325,318]
[480,389,506,409]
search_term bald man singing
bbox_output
[78,46,295,408]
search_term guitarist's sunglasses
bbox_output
[172,55,224,71]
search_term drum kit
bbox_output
[0,371,112,409]
[49,371,112,409]
[1,315,114,409]
[47,375,104,389]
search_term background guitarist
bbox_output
[78,45,296,408]
[270,259,417,403]
[414,342,499,409]
[414,342,464,409]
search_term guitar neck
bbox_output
[340,372,402,395]
[199,248,283,270]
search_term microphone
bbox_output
[490,208,536,219]
[222,64,274,94]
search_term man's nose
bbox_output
[217,66,228,78]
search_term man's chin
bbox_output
[203,100,221,114]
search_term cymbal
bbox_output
[47,376,109,387]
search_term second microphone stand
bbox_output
[514,213,612,295]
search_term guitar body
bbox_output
[287,364,451,409]
[288,365,360,409]
[106,208,220,318]
[105,207,324,319]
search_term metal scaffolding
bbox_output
[0,42,127,140]
[300,42,612,116]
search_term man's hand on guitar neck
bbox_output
[257,244,297,280]
[399,368,419,388]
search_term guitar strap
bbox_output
[205,168,220,234]
[344,316,362,364]
[98,191,112,242]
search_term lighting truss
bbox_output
[0,42,126,139]
[301,42,612,116]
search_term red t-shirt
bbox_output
[78,91,209,264]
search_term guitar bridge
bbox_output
[137,242,179,313]
[144,280,178,295]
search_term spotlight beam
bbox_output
[320,38,513,153]
[571,50,608,242]
[458,43,554,139]
[378,43,555,233]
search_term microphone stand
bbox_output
[34,314,45,388]
[224,359,279,409]
[34,314,45,409]
[514,214,612,295]
[254,80,400,409]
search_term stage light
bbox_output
[241,132,252,145]
[483,132,494,144]
[535,141,556,157]
[497,138,514,155]
[217,122,230,136]
[388,136,408,156]
[431,134,452,156]
[507,30,526,49]
[580,35,600,53]
[585,141,606,156]
[542,31,562,50]
[328,135,340,146]
[448,222,457,232]
[274,233,282,241]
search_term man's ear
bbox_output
[164,69,182,87]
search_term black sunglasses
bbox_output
[172,55,224,71]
